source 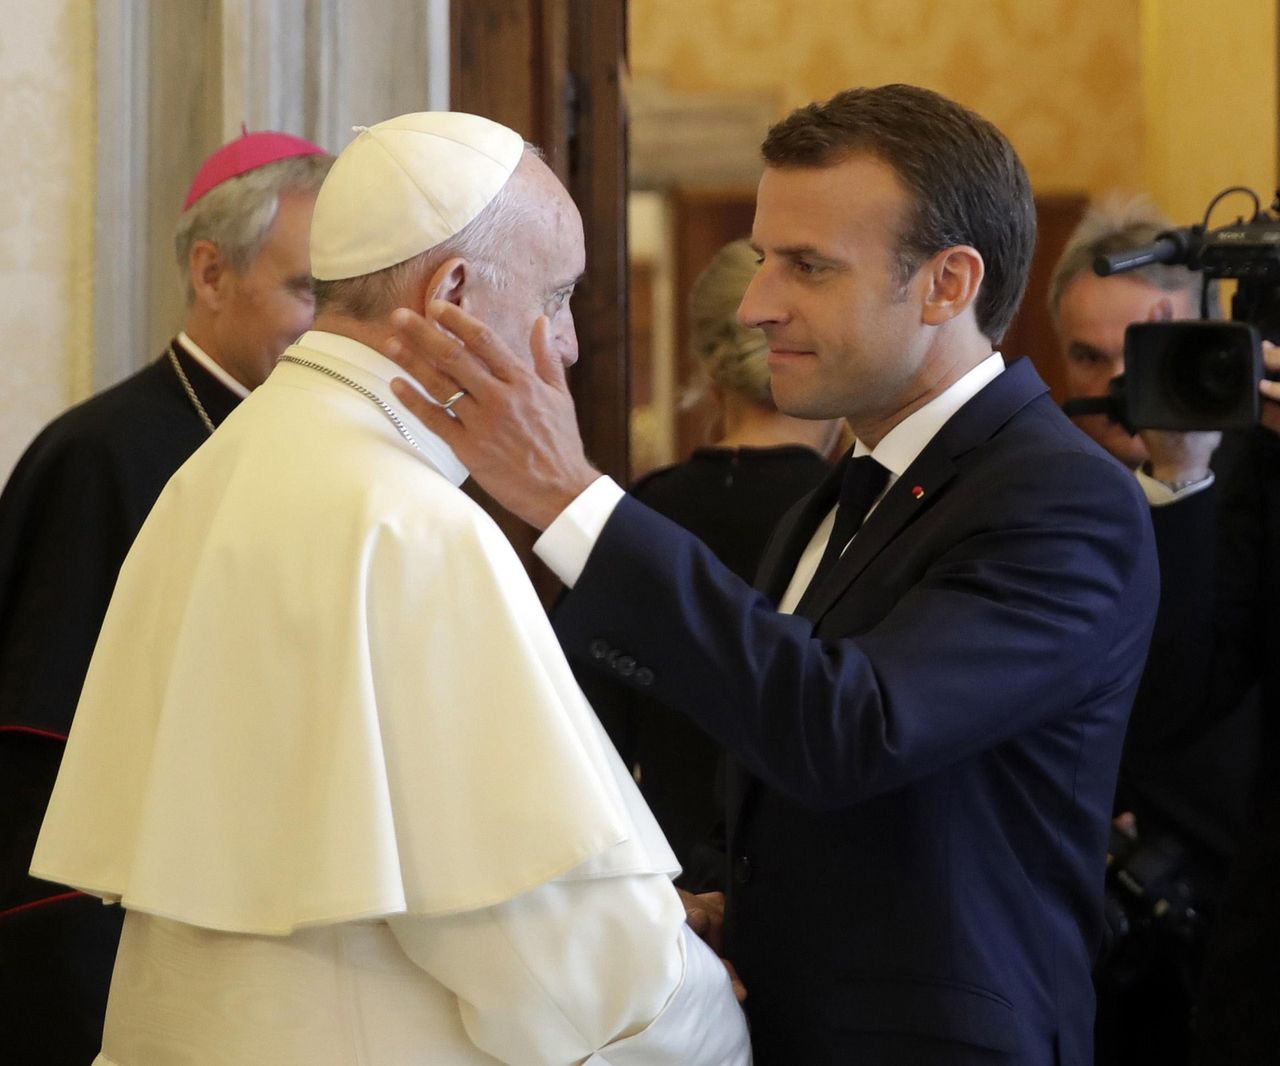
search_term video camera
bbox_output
[1062,186,1280,432]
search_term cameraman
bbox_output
[1132,337,1280,1059]
[1049,197,1265,1064]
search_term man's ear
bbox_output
[920,245,985,327]
[421,257,469,312]
[188,240,227,310]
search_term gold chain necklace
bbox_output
[167,349,215,434]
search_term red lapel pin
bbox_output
[911,485,924,499]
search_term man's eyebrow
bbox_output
[1066,341,1109,361]
[553,272,585,290]
[753,243,839,264]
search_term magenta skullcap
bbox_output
[183,129,328,211]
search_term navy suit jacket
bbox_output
[554,359,1159,1065]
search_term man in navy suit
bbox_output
[384,85,1159,1065]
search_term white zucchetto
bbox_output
[310,111,525,281]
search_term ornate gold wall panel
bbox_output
[631,0,1146,198]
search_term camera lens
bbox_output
[1164,342,1250,419]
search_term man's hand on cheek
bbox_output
[383,302,600,530]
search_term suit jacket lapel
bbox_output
[800,358,1046,622]
[728,454,848,852]
[798,450,956,621]
[726,359,1048,854]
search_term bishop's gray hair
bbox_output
[174,153,333,305]
[313,147,541,321]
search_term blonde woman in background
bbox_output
[586,238,843,888]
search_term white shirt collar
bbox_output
[855,352,1006,478]
[772,352,1007,616]
[175,331,251,399]
[287,329,470,487]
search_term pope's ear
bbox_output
[422,257,469,311]
[188,240,227,309]
[920,245,984,327]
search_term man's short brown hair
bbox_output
[761,84,1036,345]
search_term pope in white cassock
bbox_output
[32,112,751,1065]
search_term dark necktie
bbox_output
[808,455,889,590]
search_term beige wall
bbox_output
[0,0,95,480]
[1140,0,1277,224]
[631,0,1149,197]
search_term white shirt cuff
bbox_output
[533,475,627,588]
[1136,467,1215,507]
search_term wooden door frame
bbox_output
[450,0,629,482]
[450,0,629,598]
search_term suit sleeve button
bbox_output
[635,667,654,687]
[589,639,610,660]
[616,656,636,676]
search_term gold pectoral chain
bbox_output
[168,349,216,434]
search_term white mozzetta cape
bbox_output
[32,332,677,934]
